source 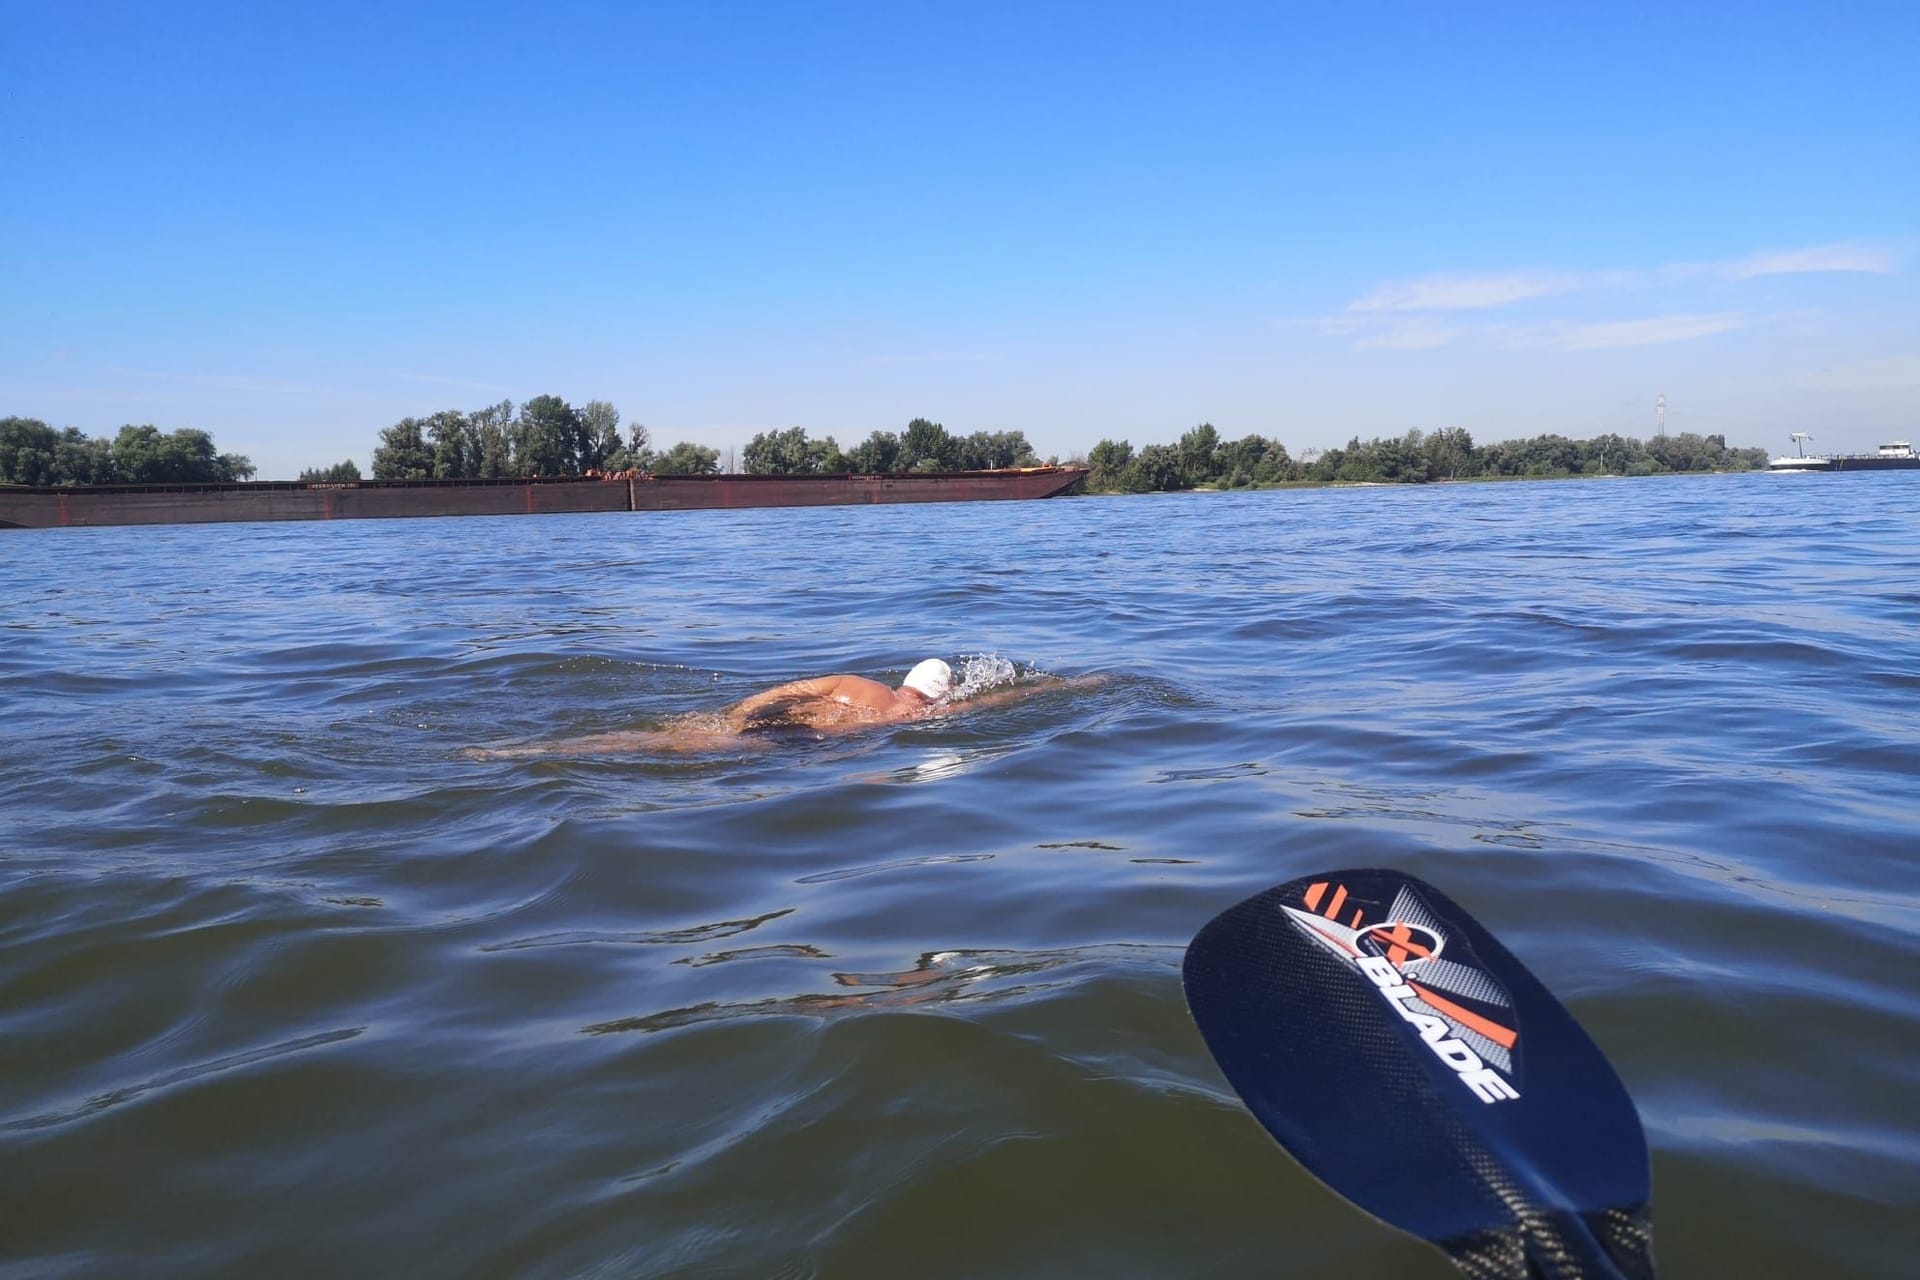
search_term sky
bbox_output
[3,1,1915,478]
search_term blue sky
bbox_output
[4,1,1915,477]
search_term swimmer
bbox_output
[464,659,1103,759]
[721,657,957,734]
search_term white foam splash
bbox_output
[945,653,1025,703]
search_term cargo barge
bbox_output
[0,466,1088,529]
[1767,440,1919,473]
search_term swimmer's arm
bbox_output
[722,677,833,727]
[461,730,670,760]
[463,723,769,759]
[937,673,1107,714]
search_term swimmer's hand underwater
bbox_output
[462,661,1105,760]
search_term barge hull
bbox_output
[1829,457,1920,471]
[0,468,1088,529]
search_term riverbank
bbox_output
[1076,466,1762,496]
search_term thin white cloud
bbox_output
[1347,271,1579,313]
[1345,239,1899,319]
[1354,321,1459,350]
[1722,241,1898,280]
[1536,312,1748,351]
[382,370,516,394]
[111,368,386,401]
[863,351,1005,366]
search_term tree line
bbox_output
[368,402,1041,480]
[1082,424,1769,492]
[5,403,1771,493]
[366,395,719,480]
[740,418,1039,474]
[0,417,255,486]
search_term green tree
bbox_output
[425,409,475,479]
[469,401,514,477]
[652,441,720,475]
[1511,433,1580,477]
[952,429,1035,470]
[109,425,253,483]
[810,434,849,473]
[900,417,954,470]
[0,417,58,485]
[604,422,653,472]
[743,426,819,474]
[513,395,585,475]
[1178,422,1221,485]
[1476,441,1515,476]
[1086,438,1134,491]
[581,400,622,471]
[1127,442,1187,491]
[50,427,116,484]
[371,416,433,479]
[1373,428,1432,482]
[5,418,258,484]
[848,430,901,473]
[300,460,363,482]
[1232,434,1294,485]
[1423,426,1476,479]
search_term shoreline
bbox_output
[1074,466,1768,496]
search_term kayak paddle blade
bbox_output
[1182,869,1656,1280]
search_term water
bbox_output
[2,474,1915,1279]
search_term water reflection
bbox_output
[580,944,1182,1036]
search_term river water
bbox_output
[2,474,1915,1279]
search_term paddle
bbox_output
[1182,869,1656,1279]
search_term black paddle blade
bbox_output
[1183,869,1655,1280]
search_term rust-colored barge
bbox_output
[0,467,1087,529]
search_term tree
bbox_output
[900,417,954,471]
[371,416,433,479]
[1423,426,1475,479]
[652,441,720,475]
[52,427,117,484]
[604,422,653,472]
[952,429,1035,470]
[1086,438,1133,491]
[300,460,363,482]
[109,425,252,483]
[469,401,514,477]
[743,426,821,474]
[1178,422,1221,485]
[581,400,622,471]
[1128,442,1187,491]
[426,409,475,479]
[1222,434,1293,485]
[810,434,849,473]
[513,395,585,475]
[4,418,257,484]
[0,417,58,485]
[848,430,901,473]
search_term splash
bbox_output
[945,653,1026,703]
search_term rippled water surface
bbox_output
[3,474,1917,1278]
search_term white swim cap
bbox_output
[902,658,952,701]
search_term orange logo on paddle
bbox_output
[1283,880,1522,1104]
